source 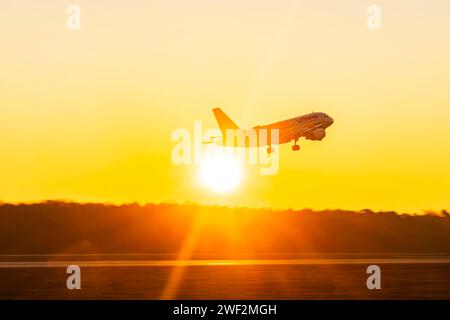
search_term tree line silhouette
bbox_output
[0,202,449,255]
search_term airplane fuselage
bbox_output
[253,112,334,145]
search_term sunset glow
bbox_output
[0,0,449,213]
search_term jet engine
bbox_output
[306,128,326,141]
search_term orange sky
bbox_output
[1,0,449,213]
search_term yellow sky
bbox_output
[1,0,449,213]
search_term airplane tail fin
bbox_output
[212,108,239,135]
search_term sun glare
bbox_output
[198,149,243,193]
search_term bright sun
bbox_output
[198,149,243,193]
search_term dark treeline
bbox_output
[0,202,449,254]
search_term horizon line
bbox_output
[0,199,449,217]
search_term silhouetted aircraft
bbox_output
[211,108,334,152]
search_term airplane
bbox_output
[210,108,334,152]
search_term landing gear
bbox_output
[292,139,300,151]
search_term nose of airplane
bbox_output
[327,116,334,126]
